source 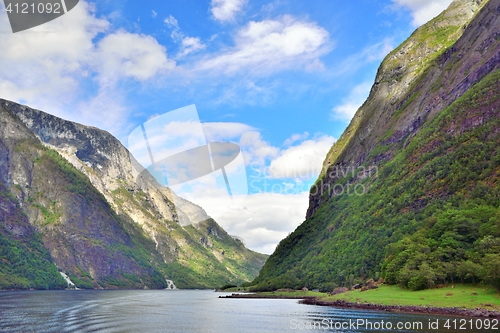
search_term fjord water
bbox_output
[0,290,495,333]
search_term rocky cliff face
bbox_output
[251,0,500,291]
[308,0,492,218]
[0,100,267,289]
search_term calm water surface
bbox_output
[0,290,496,333]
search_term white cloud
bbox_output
[195,192,309,254]
[162,120,205,139]
[202,122,255,141]
[129,116,207,167]
[77,88,130,135]
[164,15,179,29]
[0,1,108,109]
[239,131,280,165]
[179,37,206,57]
[269,135,336,179]
[185,129,334,254]
[95,30,174,82]
[211,0,247,23]
[331,81,372,120]
[392,0,452,26]
[0,1,175,135]
[196,15,330,75]
[284,132,310,146]
[164,15,205,58]
[151,10,157,18]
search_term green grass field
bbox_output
[323,285,500,310]
[322,285,499,310]
[223,285,500,310]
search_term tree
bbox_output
[480,254,500,290]
[457,261,481,284]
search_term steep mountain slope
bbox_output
[0,182,66,289]
[251,0,500,291]
[0,100,267,289]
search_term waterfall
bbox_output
[165,279,177,290]
[59,272,78,289]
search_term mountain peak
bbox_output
[310,0,492,219]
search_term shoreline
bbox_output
[220,293,500,318]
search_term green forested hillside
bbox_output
[249,0,500,292]
[250,68,500,292]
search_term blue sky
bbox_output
[0,0,453,253]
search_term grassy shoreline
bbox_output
[220,284,500,316]
[321,285,499,310]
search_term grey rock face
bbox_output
[0,99,267,289]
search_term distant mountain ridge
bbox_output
[0,99,267,289]
[250,0,500,292]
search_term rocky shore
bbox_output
[220,294,500,318]
[301,298,500,318]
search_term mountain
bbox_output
[250,0,500,292]
[0,99,267,290]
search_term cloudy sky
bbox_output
[0,0,452,254]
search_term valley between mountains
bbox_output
[1,0,500,302]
